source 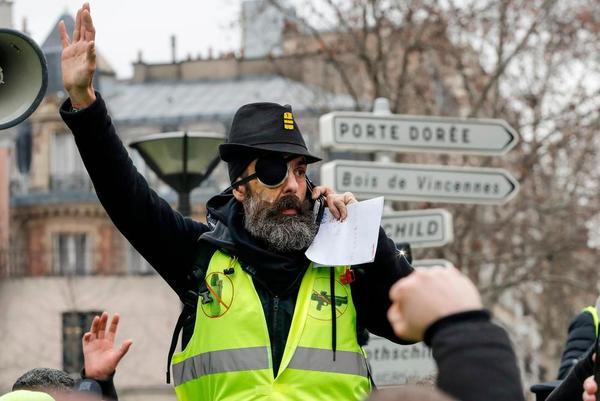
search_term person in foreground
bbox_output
[58,4,413,401]
[6,312,131,401]
[380,267,525,401]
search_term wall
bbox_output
[0,276,181,401]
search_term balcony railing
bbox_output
[0,248,156,278]
[49,173,94,192]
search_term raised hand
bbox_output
[82,312,133,381]
[583,375,597,401]
[58,2,97,108]
[387,267,482,341]
[583,353,598,401]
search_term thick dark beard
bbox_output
[242,192,318,253]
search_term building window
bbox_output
[52,233,90,275]
[50,132,90,191]
[62,311,101,374]
[128,244,154,275]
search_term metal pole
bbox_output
[178,132,191,217]
[177,190,191,217]
[373,97,394,214]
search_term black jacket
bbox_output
[60,93,413,377]
[547,345,594,401]
[425,311,525,401]
[556,308,596,380]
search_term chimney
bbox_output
[170,35,177,63]
[21,16,28,35]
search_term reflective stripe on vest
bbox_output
[172,346,270,386]
[287,346,369,377]
[171,250,371,401]
[173,345,369,386]
[582,306,599,337]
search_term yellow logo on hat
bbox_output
[283,112,294,130]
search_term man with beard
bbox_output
[57,4,413,400]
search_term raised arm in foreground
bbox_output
[388,267,525,401]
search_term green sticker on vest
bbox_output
[200,272,235,318]
[309,278,349,320]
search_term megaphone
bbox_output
[0,28,48,130]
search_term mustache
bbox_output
[274,194,301,211]
[268,194,313,215]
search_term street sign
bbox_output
[364,335,437,386]
[320,160,519,205]
[320,111,519,155]
[382,209,453,248]
[412,259,455,269]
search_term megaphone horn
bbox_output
[0,28,48,130]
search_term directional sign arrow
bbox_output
[382,209,453,248]
[320,111,519,155]
[320,160,520,205]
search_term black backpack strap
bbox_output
[166,241,217,384]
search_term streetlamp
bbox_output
[129,131,224,216]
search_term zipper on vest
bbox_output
[272,295,280,377]
[272,296,280,340]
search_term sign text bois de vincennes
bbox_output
[320,160,519,205]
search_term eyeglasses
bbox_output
[232,154,302,189]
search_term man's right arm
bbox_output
[60,94,207,293]
[58,4,208,293]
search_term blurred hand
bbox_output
[311,186,357,221]
[83,312,132,381]
[58,2,97,108]
[387,267,482,341]
[583,354,597,401]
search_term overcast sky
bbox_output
[12,0,242,78]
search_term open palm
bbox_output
[58,2,96,107]
[83,312,133,381]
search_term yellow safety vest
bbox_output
[171,250,371,401]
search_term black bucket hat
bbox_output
[220,102,321,182]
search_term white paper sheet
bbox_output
[305,197,384,266]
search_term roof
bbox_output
[41,13,114,95]
[104,75,356,126]
[41,13,74,51]
[11,185,219,208]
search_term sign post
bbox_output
[318,102,520,387]
[320,111,518,155]
[382,209,453,248]
[321,160,519,205]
